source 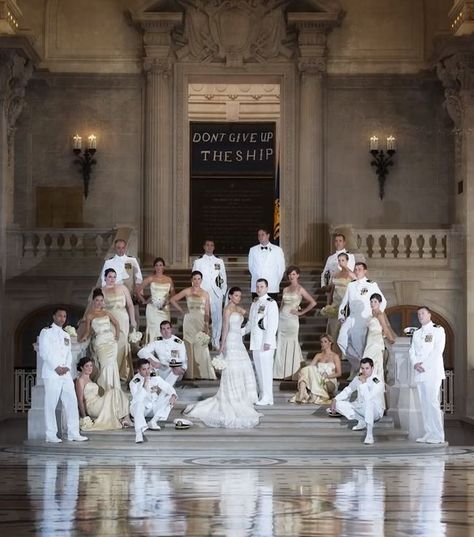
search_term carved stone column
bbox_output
[133,13,182,263]
[436,39,474,419]
[288,15,340,265]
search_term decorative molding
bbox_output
[449,0,474,36]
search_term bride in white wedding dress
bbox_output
[184,287,262,428]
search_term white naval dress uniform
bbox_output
[100,253,143,289]
[335,374,385,438]
[409,321,446,443]
[248,243,286,294]
[244,294,279,404]
[192,254,227,348]
[137,336,187,386]
[38,324,81,441]
[320,248,356,287]
[337,277,386,371]
[129,372,177,434]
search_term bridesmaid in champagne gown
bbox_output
[102,268,137,382]
[184,287,261,428]
[138,257,175,343]
[273,266,317,380]
[170,270,216,380]
[75,357,131,431]
[290,334,342,404]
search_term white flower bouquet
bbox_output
[79,416,94,430]
[128,330,143,344]
[320,304,338,318]
[195,331,211,347]
[64,325,77,337]
[152,297,166,310]
[211,354,227,371]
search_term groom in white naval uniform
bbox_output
[248,227,285,300]
[192,239,227,349]
[409,306,446,444]
[244,279,279,405]
[38,307,88,443]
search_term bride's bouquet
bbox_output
[320,304,338,318]
[196,331,211,347]
[128,329,143,344]
[64,325,77,338]
[211,353,227,371]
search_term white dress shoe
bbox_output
[46,436,62,443]
[67,435,88,442]
[425,437,445,444]
[364,435,374,445]
[135,432,143,443]
[416,435,428,443]
[352,421,366,431]
[148,420,161,431]
[256,400,273,406]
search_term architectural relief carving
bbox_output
[174,0,294,66]
[0,51,33,163]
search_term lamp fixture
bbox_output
[72,134,97,198]
[369,135,397,200]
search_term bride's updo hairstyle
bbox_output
[92,288,104,299]
[228,286,242,296]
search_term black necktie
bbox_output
[261,246,268,250]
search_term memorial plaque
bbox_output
[190,122,276,255]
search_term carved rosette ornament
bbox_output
[0,50,33,164]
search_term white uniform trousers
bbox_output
[209,294,224,348]
[157,368,180,387]
[253,349,275,404]
[338,318,367,372]
[44,376,80,440]
[336,399,384,435]
[130,394,174,434]
[417,380,444,442]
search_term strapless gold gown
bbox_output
[273,292,304,379]
[104,291,133,382]
[183,294,216,380]
[91,316,121,391]
[82,381,130,430]
[145,281,171,343]
[290,362,339,404]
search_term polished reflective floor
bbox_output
[1,419,474,536]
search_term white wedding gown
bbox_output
[184,312,262,428]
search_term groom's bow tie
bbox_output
[260,246,268,250]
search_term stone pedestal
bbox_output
[386,337,425,440]
[28,339,87,440]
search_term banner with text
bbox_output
[191,122,275,176]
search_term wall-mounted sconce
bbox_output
[72,134,97,198]
[369,135,397,200]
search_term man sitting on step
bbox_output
[130,359,177,443]
[329,357,384,445]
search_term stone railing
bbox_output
[13,228,115,258]
[355,229,448,260]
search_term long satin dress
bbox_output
[185,312,261,428]
[273,292,304,379]
[326,275,353,349]
[145,281,171,343]
[183,294,216,380]
[92,316,121,391]
[290,361,339,404]
[82,381,130,431]
[363,316,386,409]
[103,291,133,382]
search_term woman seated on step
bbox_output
[75,357,132,431]
[290,334,342,404]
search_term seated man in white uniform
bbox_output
[129,358,177,443]
[38,307,88,443]
[192,239,227,349]
[137,320,187,386]
[330,357,384,445]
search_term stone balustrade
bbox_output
[354,228,448,260]
[12,228,115,258]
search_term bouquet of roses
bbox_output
[79,416,94,430]
[128,330,143,344]
[320,304,338,318]
[195,331,211,347]
[64,325,77,338]
[211,354,227,371]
